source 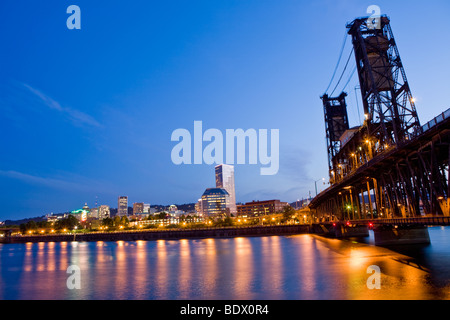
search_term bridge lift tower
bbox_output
[322,92,350,177]
[348,15,422,147]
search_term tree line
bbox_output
[20,215,81,233]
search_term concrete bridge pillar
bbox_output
[373,226,430,246]
[338,223,369,238]
[314,223,369,239]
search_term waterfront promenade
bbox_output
[0,224,310,244]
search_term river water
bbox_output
[1,227,450,300]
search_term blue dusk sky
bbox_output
[1,0,449,221]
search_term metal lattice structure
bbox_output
[321,93,349,175]
[347,15,421,146]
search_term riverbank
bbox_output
[0,224,310,244]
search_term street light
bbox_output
[315,178,326,196]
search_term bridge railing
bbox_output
[422,108,450,133]
[345,216,450,226]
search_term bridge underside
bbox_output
[310,113,450,222]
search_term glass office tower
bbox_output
[215,164,237,215]
[201,188,230,218]
[99,205,110,219]
[118,196,128,216]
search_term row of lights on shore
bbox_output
[28,227,74,234]
[24,215,311,235]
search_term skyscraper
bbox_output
[133,202,144,215]
[118,196,128,217]
[201,188,230,218]
[215,164,237,215]
[90,207,99,219]
[99,205,110,219]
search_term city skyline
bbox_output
[1,0,450,221]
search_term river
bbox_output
[1,226,450,300]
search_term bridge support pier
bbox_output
[334,224,369,238]
[312,223,369,239]
[373,226,430,246]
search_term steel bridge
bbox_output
[309,15,449,244]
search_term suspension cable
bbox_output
[330,47,354,97]
[341,65,357,93]
[324,31,349,95]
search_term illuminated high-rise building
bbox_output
[118,196,128,216]
[215,164,237,215]
[133,202,144,215]
[90,207,99,219]
[201,188,230,218]
[99,205,110,219]
[195,199,203,216]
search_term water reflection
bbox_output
[202,238,219,298]
[1,228,450,300]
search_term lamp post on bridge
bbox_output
[315,178,326,197]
